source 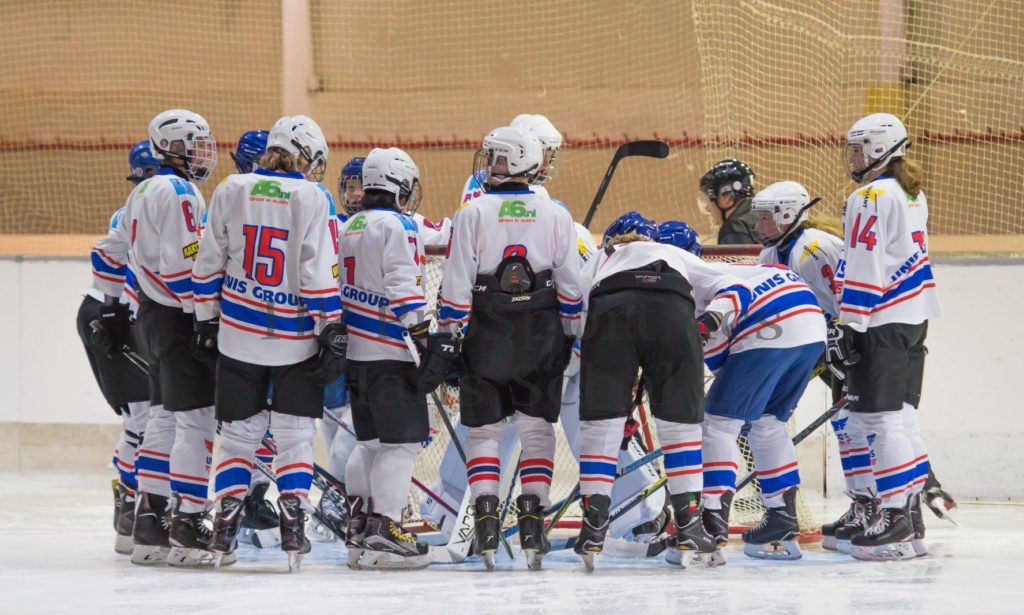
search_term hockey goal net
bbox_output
[404,243,821,539]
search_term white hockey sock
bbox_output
[559,370,583,459]
[271,413,317,506]
[701,413,743,510]
[515,412,556,508]
[747,415,800,508]
[370,442,421,521]
[136,405,174,498]
[831,406,875,495]
[170,406,216,512]
[655,418,703,495]
[465,422,504,500]
[902,403,930,495]
[579,417,622,497]
[327,404,357,481]
[319,406,341,463]
[345,439,380,503]
[212,411,267,504]
[848,410,915,508]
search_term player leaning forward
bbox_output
[832,113,941,561]
[439,126,583,570]
[193,115,346,571]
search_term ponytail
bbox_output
[258,147,299,173]
[889,157,924,197]
[801,217,843,239]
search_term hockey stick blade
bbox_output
[620,140,670,159]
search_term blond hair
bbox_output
[258,147,299,173]
[603,232,654,248]
[802,216,843,238]
[889,157,924,197]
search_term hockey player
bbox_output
[660,220,827,561]
[89,110,219,567]
[574,212,750,570]
[197,115,343,571]
[229,130,269,174]
[437,126,581,571]
[341,147,437,570]
[699,159,759,245]
[337,156,365,219]
[831,113,941,560]
[82,141,156,554]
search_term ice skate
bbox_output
[574,494,611,572]
[701,491,732,565]
[278,495,311,573]
[345,495,368,568]
[130,492,170,566]
[472,495,501,571]
[308,485,347,543]
[833,495,877,554]
[850,506,916,561]
[822,493,864,551]
[113,480,136,555]
[741,488,802,560]
[210,496,244,569]
[909,492,928,557]
[167,495,218,568]
[516,494,550,570]
[358,515,429,570]
[665,494,717,569]
[238,482,281,548]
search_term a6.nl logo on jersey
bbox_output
[250,179,292,203]
[498,200,536,221]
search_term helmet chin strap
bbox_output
[762,197,821,248]
[850,138,908,183]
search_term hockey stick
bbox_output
[544,376,648,535]
[581,140,670,229]
[734,397,849,491]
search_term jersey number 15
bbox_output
[242,225,289,286]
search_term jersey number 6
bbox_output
[242,225,289,286]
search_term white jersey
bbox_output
[93,169,207,312]
[411,212,452,248]
[758,227,843,320]
[702,264,826,373]
[439,188,583,335]
[837,176,942,332]
[192,169,342,366]
[90,206,140,312]
[339,208,428,362]
[580,241,752,335]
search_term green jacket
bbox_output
[717,197,760,245]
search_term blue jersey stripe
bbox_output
[221,297,315,333]
[731,289,818,339]
[344,310,407,341]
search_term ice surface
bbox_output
[2,473,1022,615]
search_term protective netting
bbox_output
[2,1,1022,255]
[407,245,821,537]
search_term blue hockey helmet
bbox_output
[231,130,269,174]
[338,156,366,215]
[603,211,658,246]
[126,140,160,184]
[658,220,702,256]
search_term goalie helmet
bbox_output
[657,220,702,256]
[473,126,542,191]
[511,114,563,184]
[845,113,908,184]
[603,211,658,246]
[699,159,756,202]
[338,156,366,216]
[362,147,422,214]
[230,130,268,174]
[147,109,217,183]
[750,180,818,247]
[127,139,160,184]
[267,115,329,182]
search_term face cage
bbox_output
[185,135,218,183]
[843,143,870,182]
[754,209,785,245]
[533,148,560,185]
[340,176,363,215]
[400,180,423,215]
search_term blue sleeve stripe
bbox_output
[716,284,752,315]
[438,305,469,321]
[91,251,127,276]
[842,266,934,309]
[163,277,192,294]
[391,300,427,319]
[192,277,223,296]
[222,297,315,333]
[304,295,342,314]
[558,300,583,315]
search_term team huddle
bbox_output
[80,108,954,573]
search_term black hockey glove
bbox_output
[90,299,131,357]
[311,322,348,385]
[407,319,431,350]
[825,322,861,377]
[696,312,723,345]
[191,318,220,365]
[419,332,461,394]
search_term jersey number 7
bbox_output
[242,225,289,286]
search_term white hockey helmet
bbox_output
[267,115,329,182]
[473,126,543,191]
[147,109,217,183]
[510,113,562,183]
[751,180,821,247]
[844,113,908,184]
[362,147,422,213]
